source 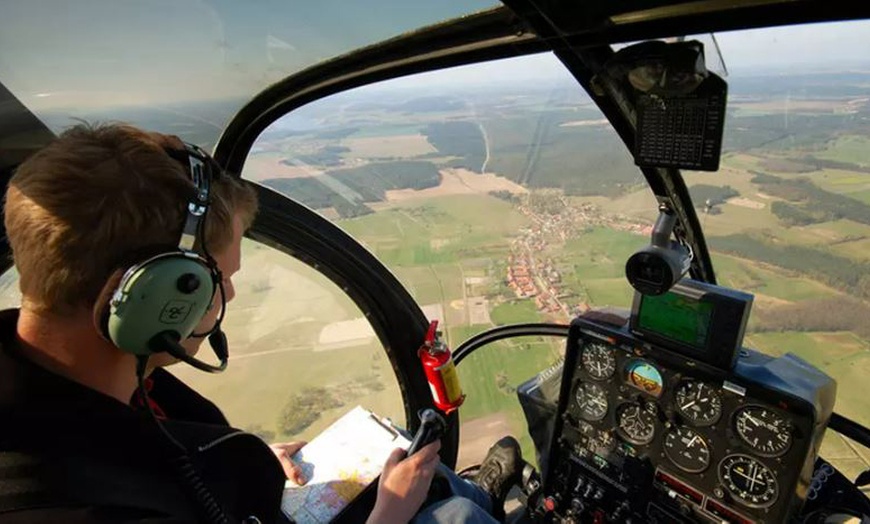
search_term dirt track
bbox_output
[456,412,513,471]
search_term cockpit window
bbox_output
[244,53,653,462]
[683,20,870,437]
[171,238,405,442]
[0,0,497,149]
[245,52,648,328]
[245,20,870,467]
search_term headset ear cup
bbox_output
[106,254,216,356]
[93,269,126,342]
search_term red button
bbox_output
[544,497,556,512]
[593,510,605,524]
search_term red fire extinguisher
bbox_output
[418,320,465,414]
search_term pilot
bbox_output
[0,123,524,524]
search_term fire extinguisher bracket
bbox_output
[419,320,465,414]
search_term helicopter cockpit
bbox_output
[1,0,870,523]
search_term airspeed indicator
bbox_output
[581,342,616,380]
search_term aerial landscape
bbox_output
[167,60,870,473]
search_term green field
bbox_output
[491,301,542,325]
[848,189,870,206]
[456,336,564,464]
[341,195,530,268]
[817,135,870,167]
[175,239,410,440]
[812,168,870,190]
[563,228,646,280]
[746,330,870,428]
[712,253,839,303]
[173,339,406,442]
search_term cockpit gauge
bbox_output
[575,382,609,421]
[581,342,616,380]
[734,406,792,457]
[594,429,616,454]
[718,454,779,508]
[626,360,664,397]
[675,380,722,426]
[664,427,711,473]
[616,402,657,445]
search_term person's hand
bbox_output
[366,440,441,524]
[269,441,308,485]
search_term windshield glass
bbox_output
[700,20,870,451]
[246,54,647,463]
[0,0,497,149]
[246,20,870,468]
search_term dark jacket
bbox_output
[0,309,288,523]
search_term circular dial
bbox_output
[664,427,711,473]
[593,430,616,455]
[581,342,616,380]
[718,454,779,508]
[575,382,609,421]
[734,406,792,457]
[626,360,664,397]
[675,381,723,426]
[616,402,657,445]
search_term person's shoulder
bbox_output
[148,367,229,425]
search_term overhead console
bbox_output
[529,280,836,524]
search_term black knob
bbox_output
[407,409,446,455]
[177,273,201,294]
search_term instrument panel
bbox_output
[537,316,832,524]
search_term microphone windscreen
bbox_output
[209,329,229,361]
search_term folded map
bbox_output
[281,406,411,524]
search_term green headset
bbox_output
[95,141,229,373]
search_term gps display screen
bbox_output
[637,292,714,349]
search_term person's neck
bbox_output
[16,306,140,405]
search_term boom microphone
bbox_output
[151,331,228,373]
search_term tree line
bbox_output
[751,172,870,227]
[710,233,870,301]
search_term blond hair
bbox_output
[4,122,258,314]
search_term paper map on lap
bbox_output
[281,406,411,524]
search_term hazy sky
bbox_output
[385,20,870,90]
[0,0,497,109]
[1,1,868,112]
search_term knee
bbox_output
[413,496,493,523]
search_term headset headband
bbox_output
[168,142,214,253]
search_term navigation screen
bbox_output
[637,292,714,349]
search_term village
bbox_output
[504,196,653,319]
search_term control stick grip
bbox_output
[407,409,446,455]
